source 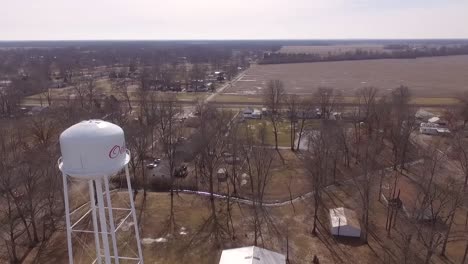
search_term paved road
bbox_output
[204,71,246,103]
[21,96,456,109]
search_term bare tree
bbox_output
[124,122,150,198]
[263,80,285,150]
[295,98,312,151]
[73,81,87,109]
[136,69,150,123]
[356,87,378,135]
[0,80,25,115]
[113,80,132,111]
[243,121,274,245]
[0,130,23,263]
[306,126,334,235]
[151,93,182,232]
[458,91,468,128]
[451,131,468,189]
[352,135,383,242]
[193,105,233,244]
[313,87,342,120]
[84,78,97,109]
[389,86,416,171]
[286,94,298,151]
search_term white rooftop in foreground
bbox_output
[329,207,361,237]
[219,246,286,264]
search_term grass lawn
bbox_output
[34,191,383,264]
[243,119,291,147]
[264,150,311,201]
[242,119,321,148]
[214,94,263,103]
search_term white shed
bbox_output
[329,207,361,237]
[219,246,285,264]
[217,168,228,182]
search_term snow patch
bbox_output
[141,237,168,245]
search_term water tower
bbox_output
[58,120,144,264]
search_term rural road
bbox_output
[204,71,246,103]
[21,96,455,109]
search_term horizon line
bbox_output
[2,38,468,42]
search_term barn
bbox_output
[329,207,361,237]
[219,246,285,264]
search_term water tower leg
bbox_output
[125,165,144,264]
[88,180,102,264]
[95,179,112,264]
[104,176,119,264]
[61,172,74,264]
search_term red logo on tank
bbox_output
[109,144,126,159]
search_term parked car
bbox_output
[146,162,158,169]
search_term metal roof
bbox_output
[219,246,286,264]
[329,207,360,229]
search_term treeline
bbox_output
[259,45,468,64]
[0,42,263,76]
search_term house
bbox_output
[419,123,450,135]
[219,246,286,264]
[329,207,361,237]
[214,71,225,82]
[415,109,435,121]
[189,80,207,92]
[420,126,439,135]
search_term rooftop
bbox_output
[329,207,360,229]
[219,246,285,264]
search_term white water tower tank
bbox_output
[58,120,130,179]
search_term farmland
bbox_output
[223,55,468,98]
[278,45,388,55]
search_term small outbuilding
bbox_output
[217,168,228,182]
[219,246,286,264]
[329,207,361,237]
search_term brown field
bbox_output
[279,45,387,55]
[224,55,468,98]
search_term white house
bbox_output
[415,109,435,120]
[420,126,439,135]
[219,246,286,264]
[419,125,451,135]
[329,207,361,237]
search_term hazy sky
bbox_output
[2,0,468,40]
